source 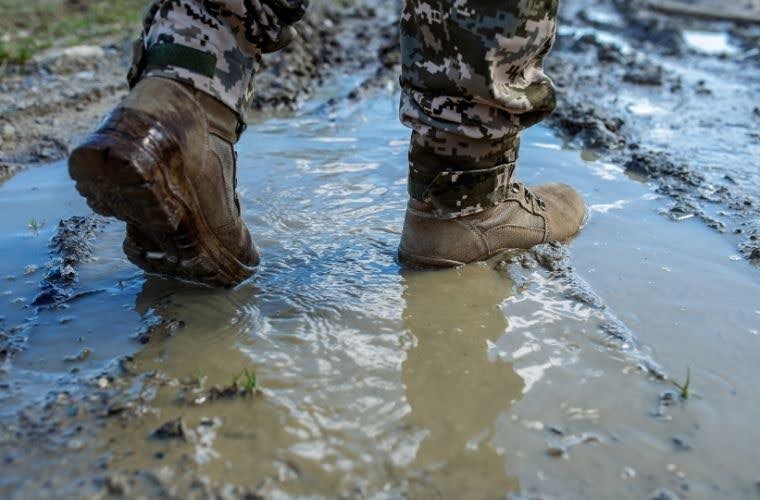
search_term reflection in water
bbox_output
[104,265,524,497]
[401,266,523,497]
[3,85,759,497]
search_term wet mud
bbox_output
[548,0,760,262]
[2,0,760,499]
[2,82,760,498]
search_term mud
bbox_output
[31,215,108,308]
[1,1,760,499]
[548,0,760,262]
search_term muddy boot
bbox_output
[69,77,259,287]
[398,181,588,267]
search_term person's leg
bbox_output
[129,0,308,115]
[69,1,308,287]
[398,0,587,266]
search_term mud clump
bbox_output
[529,242,571,272]
[549,0,760,263]
[32,215,107,307]
[623,60,664,86]
[549,100,627,150]
[0,162,25,185]
[49,215,108,265]
[151,418,187,441]
[133,311,186,345]
[624,152,703,187]
[0,325,25,370]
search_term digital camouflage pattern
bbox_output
[401,0,559,217]
[129,0,558,217]
[130,0,309,114]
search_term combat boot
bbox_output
[69,77,259,287]
[398,181,587,267]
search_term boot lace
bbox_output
[510,181,545,211]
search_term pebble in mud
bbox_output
[151,418,187,441]
[650,488,680,500]
[671,435,693,452]
[63,347,92,363]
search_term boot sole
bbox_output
[69,125,257,287]
[397,247,466,268]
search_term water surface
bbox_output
[1,84,759,498]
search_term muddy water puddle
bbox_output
[1,84,759,498]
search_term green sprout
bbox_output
[28,218,46,235]
[240,369,258,395]
[670,366,692,400]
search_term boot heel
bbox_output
[68,109,187,232]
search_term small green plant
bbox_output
[28,218,46,235]
[240,369,258,395]
[229,368,258,395]
[192,369,205,386]
[15,39,36,63]
[670,366,691,400]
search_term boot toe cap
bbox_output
[537,183,587,241]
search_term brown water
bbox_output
[1,82,759,498]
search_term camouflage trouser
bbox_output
[129,0,308,113]
[131,0,558,217]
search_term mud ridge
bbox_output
[499,243,667,380]
[549,0,760,263]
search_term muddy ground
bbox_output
[1,0,759,498]
[549,0,760,262]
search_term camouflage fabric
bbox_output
[129,0,558,218]
[401,0,559,217]
[130,0,309,114]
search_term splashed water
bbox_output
[0,81,759,498]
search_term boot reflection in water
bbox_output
[401,265,524,497]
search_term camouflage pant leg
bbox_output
[130,0,308,115]
[400,0,559,217]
